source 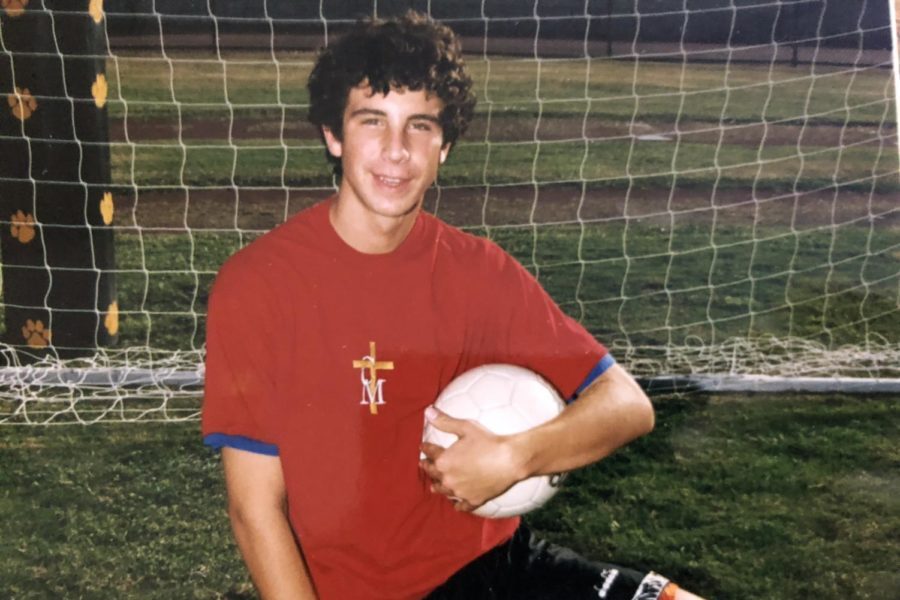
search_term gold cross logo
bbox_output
[352,341,394,415]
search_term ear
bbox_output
[439,143,452,165]
[322,126,343,159]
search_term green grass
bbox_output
[110,143,331,188]
[108,136,898,193]
[0,421,248,599]
[529,394,900,600]
[107,224,900,357]
[61,48,900,357]
[438,139,898,191]
[1,394,897,598]
[102,52,899,194]
[1,212,896,374]
[105,55,894,126]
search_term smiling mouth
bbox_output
[375,175,410,188]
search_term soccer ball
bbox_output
[422,364,568,518]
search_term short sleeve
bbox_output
[471,243,609,400]
[201,259,282,454]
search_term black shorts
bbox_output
[425,524,674,600]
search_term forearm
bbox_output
[420,364,654,509]
[511,364,654,478]
[229,503,318,600]
[221,448,317,599]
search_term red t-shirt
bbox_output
[202,199,608,599]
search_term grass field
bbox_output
[1,36,899,600]
[0,52,855,356]
[105,55,899,193]
[91,49,900,371]
[1,47,896,418]
[2,393,898,599]
[109,223,900,366]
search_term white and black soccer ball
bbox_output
[422,364,568,518]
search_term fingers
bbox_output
[419,441,446,462]
[419,451,454,495]
[419,444,446,489]
[431,480,454,497]
[419,446,474,510]
[425,405,472,436]
[420,463,478,512]
[452,499,475,512]
[420,459,457,500]
[421,406,489,512]
[419,454,442,480]
[430,481,476,512]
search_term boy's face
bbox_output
[322,83,450,222]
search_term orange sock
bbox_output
[659,582,680,600]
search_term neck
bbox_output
[328,197,419,254]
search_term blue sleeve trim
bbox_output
[203,433,279,456]
[569,355,616,402]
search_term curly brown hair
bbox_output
[307,11,476,175]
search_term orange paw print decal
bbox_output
[10,209,36,243]
[92,73,107,108]
[100,191,114,224]
[1,0,29,18]
[104,301,119,336]
[89,0,104,24]
[8,86,37,121]
[22,318,50,348]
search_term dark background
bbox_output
[99,0,894,55]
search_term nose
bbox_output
[383,127,410,163]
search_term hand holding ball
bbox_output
[422,364,567,518]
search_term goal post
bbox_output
[0,0,898,424]
[0,1,117,362]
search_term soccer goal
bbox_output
[0,0,897,424]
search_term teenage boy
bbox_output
[203,11,705,600]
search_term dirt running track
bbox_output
[113,182,898,234]
[108,114,897,232]
[109,115,894,148]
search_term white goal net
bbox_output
[0,0,898,423]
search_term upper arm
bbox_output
[471,243,607,399]
[222,447,287,515]
[579,362,643,396]
[202,261,282,450]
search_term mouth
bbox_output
[374,174,411,189]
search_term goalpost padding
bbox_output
[0,0,898,424]
[0,2,117,362]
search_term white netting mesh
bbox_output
[0,0,897,423]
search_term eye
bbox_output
[410,120,435,132]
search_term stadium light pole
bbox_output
[0,1,117,362]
